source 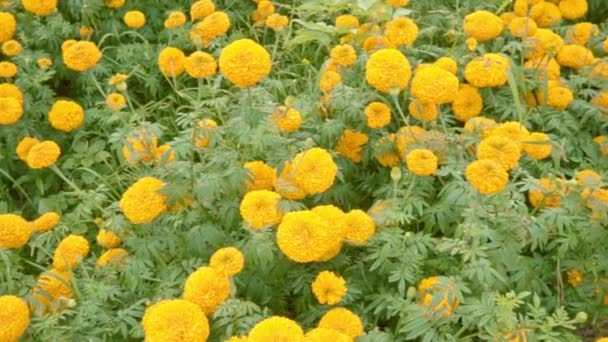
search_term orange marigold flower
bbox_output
[271,106,302,133]
[22,0,57,16]
[0,96,23,125]
[32,212,60,233]
[190,0,215,21]
[244,161,277,192]
[96,228,122,249]
[119,177,168,224]
[266,14,289,30]
[452,84,483,122]
[26,140,61,169]
[62,41,102,72]
[0,11,16,43]
[411,66,458,104]
[477,135,521,171]
[277,210,334,263]
[374,134,400,167]
[1,39,21,56]
[0,295,30,342]
[0,61,17,78]
[335,129,368,163]
[52,234,90,271]
[522,132,552,160]
[528,177,566,208]
[509,17,538,38]
[31,268,72,314]
[465,159,509,195]
[567,269,584,287]
[344,209,376,245]
[210,247,245,276]
[566,22,599,46]
[335,15,359,29]
[529,1,562,28]
[464,53,511,88]
[406,149,438,176]
[408,100,438,122]
[0,214,32,249]
[418,276,460,318]
[194,119,218,148]
[559,0,588,20]
[97,248,128,267]
[364,102,391,128]
[48,100,85,132]
[524,28,564,60]
[249,316,304,341]
[158,46,186,77]
[190,11,231,47]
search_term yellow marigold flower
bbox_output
[522,132,552,160]
[464,53,510,88]
[530,1,562,28]
[318,308,364,338]
[330,44,357,67]
[545,86,573,110]
[184,51,217,79]
[266,14,289,30]
[122,130,159,165]
[190,0,215,21]
[33,212,60,233]
[366,48,411,94]
[183,266,230,315]
[22,0,57,16]
[104,0,125,8]
[48,100,85,132]
[52,234,90,271]
[335,15,359,29]
[559,0,588,20]
[528,177,565,208]
[411,66,459,104]
[2,39,21,56]
[0,61,17,78]
[524,28,564,59]
[589,60,608,80]
[592,91,608,112]
[249,316,304,341]
[374,134,400,167]
[385,17,419,47]
[566,22,598,46]
[500,12,517,26]
[576,169,601,188]
[273,163,307,200]
[335,129,368,163]
[97,248,128,267]
[37,57,53,70]
[418,276,460,318]
[433,57,457,75]
[312,271,347,305]
[463,117,497,138]
[158,46,186,77]
[364,102,391,128]
[210,247,244,276]
[513,0,534,16]
[567,269,583,287]
[0,96,22,125]
[362,36,395,53]
[240,190,283,229]
[311,205,347,262]
[344,209,376,245]
[305,328,351,342]
[31,268,72,314]
[386,0,409,7]
[26,140,61,169]
[290,147,338,195]
[594,136,608,155]
[123,10,146,29]
[395,125,427,158]
[406,149,438,176]
[96,228,122,249]
[463,10,504,42]
[451,84,482,122]
[62,41,102,72]
[509,17,538,38]
[164,11,187,29]
[271,106,302,133]
[108,73,128,87]
[465,159,509,195]
[142,299,210,342]
[106,92,126,110]
[408,100,438,122]
[219,39,271,88]
[524,56,560,81]
[190,11,231,47]
[0,295,29,342]
[0,12,16,43]
[119,177,168,224]
[556,44,594,69]
[244,161,276,191]
[16,137,39,161]
[477,135,521,171]
[277,210,334,262]
[0,214,32,249]
[192,118,217,148]
[585,188,608,220]
[491,121,530,143]
[465,37,478,51]
[79,26,93,38]
[319,70,342,94]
